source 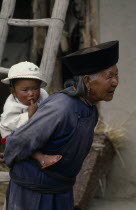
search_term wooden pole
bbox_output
[83,0,99,48]
[84,0,92,47]
[30,0,48,64]
[40,0,70,91]
[0,0,16,65]
[49,55,63,94]
[90,0,100,45]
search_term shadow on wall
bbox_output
[0,74,10,114]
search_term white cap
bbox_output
[1,61,47,87]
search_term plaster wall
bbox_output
[100,0,136,198]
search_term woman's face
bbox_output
[11,79,41,105]
[84,65,119,103]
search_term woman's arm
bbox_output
[4,96,76,167]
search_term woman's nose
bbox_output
[112,76,119,87]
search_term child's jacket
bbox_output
[0,88,48,138]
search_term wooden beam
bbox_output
[0,0,16,65]
[0,172,10,182]
[40,0,70,91]
[8,18,51,27]
[0,67,9,74]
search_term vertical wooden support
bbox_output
[0,0,16,65]
[40,0,70,91]
[90,0,100,45]
[31,0,47,64]
[84,0,92,47]
[84,0,99,48]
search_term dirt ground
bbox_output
[0,164,9,210]
[1,165,136,210]
[88,198,136,210]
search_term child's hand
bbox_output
[32,152,62,168]
[0,153,5,163]
[28,100,38,118]
[41,154,62,169]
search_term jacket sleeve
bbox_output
[1,105,29,130]
[4,98,77,167]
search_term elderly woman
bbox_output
[4,40,119,210]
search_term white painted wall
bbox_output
[100,0,136,198]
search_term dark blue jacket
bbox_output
[4,91,98,209]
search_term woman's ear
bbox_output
[10,87,16,96]
[83,75,91,89]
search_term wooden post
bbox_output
[83,0,99,48]
[0,0,16,65]
[90,0,100,45]
[30,0,48,64]
[48,51,63,94]
[84,0,92,47]
[40,0,70,91]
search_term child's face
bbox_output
[11,79,41,105]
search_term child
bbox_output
[0,61,62,168]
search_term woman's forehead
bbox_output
[102,65,118,75]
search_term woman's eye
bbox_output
[107,75,112,79]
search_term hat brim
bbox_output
[1,76,47,87]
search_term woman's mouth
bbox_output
[108,90,115,94]
[107,90,115,96]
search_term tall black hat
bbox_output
[62,40,119,79]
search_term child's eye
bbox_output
[22,89,27,92]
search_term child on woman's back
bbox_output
[0,61,62,168]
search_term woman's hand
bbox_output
[28,100,38,118]
[0,153,5,163]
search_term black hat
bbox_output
[62,40,119,78]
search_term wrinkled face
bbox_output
[11,79,41,105]
[84,65,119,103]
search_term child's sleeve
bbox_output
[0,103,29,137]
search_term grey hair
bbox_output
[62,73,99,97]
